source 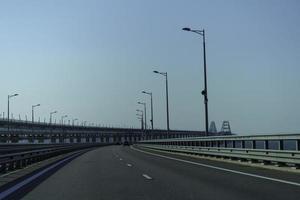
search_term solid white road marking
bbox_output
[142,174,152,180]
[127,163,132,167]
[131,146,300,187]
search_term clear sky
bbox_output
[0,0,299,134]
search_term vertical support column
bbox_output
[232,141,236,148]
[59,135,64,143]
[205,141,208,147]
[51,135,56,143]
[296,140,300,151]
[252,140,256,149]
[264,140,269,149]
[241,140,245,148]
[279,140,284,150]
[224,140,227,148]
[76,135,80,143]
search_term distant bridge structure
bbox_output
[209,121,217,133]
[0,119,225,144]
[220,120,231,134]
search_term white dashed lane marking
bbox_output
[142,174,153,180]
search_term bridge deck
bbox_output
[22,145,300,200]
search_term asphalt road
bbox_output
[22,145,300,200]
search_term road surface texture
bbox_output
[23,145,300,200]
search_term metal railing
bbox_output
[0,143,109,174]
[138,133,300,167]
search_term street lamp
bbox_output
[136,114,143,130]
[32,104,41,123]
[7,93,19,131]
[142,90,154,130]
[61,115,68,125]
[50,111,57,124]
[136,109,144,130]
[138,102,147,130]
[182,27,208,136]
[72,118,78,126]
[153,70,170,134]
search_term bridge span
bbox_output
[0,119,212,144]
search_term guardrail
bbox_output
[0,144,77,154]
[0,143,109,174]
[138,133,300,168]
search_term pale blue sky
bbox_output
[0,0,299,134]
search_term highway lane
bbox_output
[22,145,300,200]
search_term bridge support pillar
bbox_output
[51,136,56,143]
[279,140,284,150]
[28,137,34,143]
[241,141,245,148]
[296,140,300,151]
[10,135,19,143]
[264,140,269,149]
[232,141,236,148]
[59,137,65,143]
[38,137,44,143]
[252,140,256,149]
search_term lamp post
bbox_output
[137,116,143,128]
[136,115,143,130]
[182,27,208,136]
[7,93,19,131]
[72,118,78,126]
[32,104,41,123]
[136,109,144,130]
[138,102,147,130]
[61,115,68,125]
[153,70,170,134]
[50,111,57,124]
[142,91,154,130]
